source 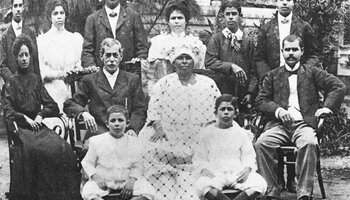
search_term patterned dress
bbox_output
[138,73,221,200]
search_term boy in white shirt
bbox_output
[81,105,155,200]
[193,94,267,200]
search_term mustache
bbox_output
[286,56,296,60]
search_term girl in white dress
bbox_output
[37,0,83,112]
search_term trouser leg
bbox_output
[254,125,289,198]
[292,123,318,199]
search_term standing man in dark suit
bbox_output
[82,0,149,69]
[0,0,40,83]
[254,0,319,81]
[205,0,258,126]
[64,38,147,144]
[254,35,345,200]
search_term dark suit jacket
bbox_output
[63,70,147,137]
[205,31,259,99]
[256,64,345,130]
[255,14,319,80]
[0,24,40,82]
[81,6,149,68]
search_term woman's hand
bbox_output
[149,126,168,143]
[121,177,136,199]
[91,174,107,190]
[24,115,41,132]
[236,167,252,184]
[200,169,215,178]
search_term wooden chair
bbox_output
[250,113,327,199]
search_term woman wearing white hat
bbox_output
[139,43,221,200]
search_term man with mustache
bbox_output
[205,0,258,126]
[254,34,345,200]
[255,0,319,81]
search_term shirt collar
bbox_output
[278,12,293,23]
[170,31,186,38]
[105,4,121,17]
[12,20,22,30]
[222,27,243,39]
[284,62,300,72]
[103,68,119,78]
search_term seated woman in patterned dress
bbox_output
[138,43,221,200]
[142,1,206,98]
[2,34,81,200]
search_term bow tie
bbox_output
[281,18,289,24]
[16,25,22,30]
[109,12,118,17]
[287,70,298,76]
[227,33,241,52]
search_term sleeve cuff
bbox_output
[275,107,283,119]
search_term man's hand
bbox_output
[231,64,247,85]
[200,168,215,178]
[149,126,168,143]
[236,167,251,184]
[91,174,107,190]
[34,115,43,125]
[121,177,136,199]
[277,109,294,124]
[24,115,41,132]
[315,108,332,118]
[81,112,98,133]
[125,129,137,137]
[241,94,252,105]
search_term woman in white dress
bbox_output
[142,1,206,98]
[139,43,221,200]
[37,0,83,112]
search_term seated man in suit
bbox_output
[64,38,147,145]
[254,35,345,200]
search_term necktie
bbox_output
[16,24,22,30]
[281,18,289,24]
[109,12,117,17]
[227,33,241,52]
[287,70,298,77]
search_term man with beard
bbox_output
[205,0,258,126]
[254,35,345,200]
[0,0,40,83]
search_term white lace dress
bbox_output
[37,27,83,112]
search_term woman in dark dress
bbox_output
[2,34,81,200]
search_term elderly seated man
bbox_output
[64,38,147,147]
[254,34,345,200]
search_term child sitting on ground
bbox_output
[193,94,267,200]
[81,105,155,200]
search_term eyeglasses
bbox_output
[13,3,23,8]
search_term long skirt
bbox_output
[138,123,202,200]
[8,125,81,200]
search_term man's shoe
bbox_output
[286,179,297,193]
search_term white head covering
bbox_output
[168,43,201,66]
